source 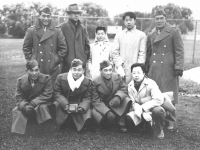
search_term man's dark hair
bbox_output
[96,26,106,33]
[122,11,136,20]
[131,63,146,73]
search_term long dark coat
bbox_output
[22,18,67,83]
[11,73,53,134]
[145,23,184,104]
[92,73,131,125]
[58,19,90,73]
[53,73,93,131]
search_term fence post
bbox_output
[192,20,197,64]
[141,19,143,31]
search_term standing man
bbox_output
[92,60,131,132]
[145,9,184,129]
[58,4,90,73]
[23,6,67,83]
[11,60,53,134]
[112,11,147,84]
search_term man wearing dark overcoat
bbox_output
[11,60,53,134]
[145,9,184,129]
[53,59,94,131]
[92,60,131,132]
[22,6,67,83]
[58,4,90,73]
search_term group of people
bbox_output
[11,3,184,140]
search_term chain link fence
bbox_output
[31,16,200,67]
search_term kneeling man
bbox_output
[127,63,166,139]
[92,60,131,132]
[53,59,92,131]
[11,60,53,134]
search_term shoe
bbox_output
[167,122,174,131]
[157,130,164,140]
[120,126,128,133]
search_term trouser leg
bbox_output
[152,106,166,132]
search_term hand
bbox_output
[106,111,116,123]
[88,63,92,71]
[109,96,121,108]
[24,105,35,117]
[29,101,36,108]
[64,104,71,113]
[174,69,183,77]
[77,107,85,113]
[142,112,152,122]
[117,66,125,78]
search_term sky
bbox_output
[0,0,200,20]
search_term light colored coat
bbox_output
[11,73,53,134]
[22,18,67,83]
[146,23,184,104]
[53,73,92,131]
[112,26,147,81]
[88,37,113,79]
[127,77,164,125]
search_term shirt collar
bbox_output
[124,25,136,33]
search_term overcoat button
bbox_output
[161,61,163,63]
[164,45,166,47]
[153,53,156,55]
[39,44,41,46]
[153,61,156,63]
[50,52,51,54]
[40,51,42,54]
[41,59,43,61]
[162,53,164,55]
[48,60,50,62]
[51,44,53,46]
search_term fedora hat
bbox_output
[66,4,83,13]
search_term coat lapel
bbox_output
[76,25,81,39]
[138,78,148,93]
[21,75,32,97]
[153,23,172,43]
[28,74,45,100]
[95,76,111,95]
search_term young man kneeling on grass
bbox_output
[92,60,132,133]
[11,60,53,134]
[53,59,94,132]
[126,63,166,139]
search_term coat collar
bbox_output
[35,18,55,43]
[95,73,120,95]
[153,23,172,43]
[21,73,46,99]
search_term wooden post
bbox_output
[192,20,197,64]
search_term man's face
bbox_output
[68,12,81,21]
[96,30,106,41]
[155,15,166,29]
[131,66,145,82]
[71,65,84,80]
[100,65,113,80]
[124,16,135,30]
[28,66,40,81]
[39,12,51,26]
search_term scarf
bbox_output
[67,70,84,91]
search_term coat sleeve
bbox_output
[57,27,68,64]
[137,32,147,64]
[114,76,128,102]
[145,33,152,74]
[22,28,33,61]
[141,80,164,111]
[111,33,123,67]
[78,80,92,112]
[15,78,28,110]
[173,28,184,70]
[91,81,110,116]
[54,75,69,109]
[31,76,53,106]
[84,27,90,60]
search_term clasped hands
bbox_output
[134,105,152,122]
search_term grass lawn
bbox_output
[0,39,200,149]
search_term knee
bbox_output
[152,107,166,118]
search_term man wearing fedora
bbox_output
[58,4,90,73]
[145,9,184,130]
[22,6,67,83]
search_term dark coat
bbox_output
[11,73,53,134]
[22,18,67,83]
[53,73,93,131]
[92,73,131,124]
[58,19,90,73]
[145,23,184,104]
